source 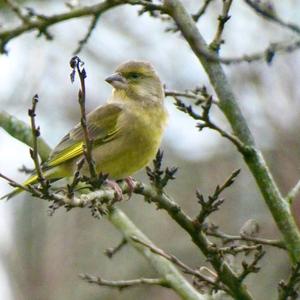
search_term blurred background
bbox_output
[1,0,300,299]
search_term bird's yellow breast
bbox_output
[92,102,168,179]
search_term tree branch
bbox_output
[243,0,300,35]
[162,0,300,264]
[73,14,101,54]
[104,238,127,258]
[28,94,48,189]
[133,182,253,300]
[109,208,207,300]
[79,273,169,289]
[278,263,300,300]
[131,235,230,294]
[174,96,247,152]
[209,0,233,52]
[0,111,205,300]
[70,56,98,182]
[2,0,300,65]
[4,0,30,24]
[206,225,286,250]
[0,0,123,53]
[0,0,166,53]
[192,0,214,22]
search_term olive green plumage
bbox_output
[2,60,167,199]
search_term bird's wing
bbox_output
[46,103,123,168]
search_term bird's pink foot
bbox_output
[125,176,135,199]
[106,180,123,203]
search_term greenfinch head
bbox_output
[105,60,164,102]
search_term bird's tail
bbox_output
[1,174,38,200]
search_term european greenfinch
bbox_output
[2,60,168,199]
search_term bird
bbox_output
[2,60,168,200]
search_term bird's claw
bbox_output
[125,176,135,200]
[106,180,123,204]
[106,177,136,205]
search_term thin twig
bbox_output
[244,0,300,35]
[195,169,241,224]
[199,39,300,65]
[131,236,228,292]
[210,0,233,52]
[165,88,218,105]
[0,0,165,53]
[174,96,247,152]
[218,244,261,255]
[192,0,214,22]
[28,94,46,187]
[105,238,127,258]
[79,273,169,289]
[238,246,265,282]
[286,179,300,204]
[0,173,37,195]
[70,56,98,182]
[206,226,286,249]
[66,158,85,198]
[73,14,100,54]
[4,0,30,23]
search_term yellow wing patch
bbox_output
[22,174,39,186]
[47,142,84,168]
[46,126,120,168]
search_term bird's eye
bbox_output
[127,72,141,80]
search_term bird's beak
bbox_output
[105,73,127,89]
